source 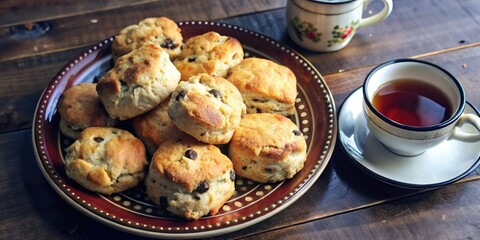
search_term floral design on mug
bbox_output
[327,19,360,47]
[290,16,322,42]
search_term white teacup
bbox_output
[286,0,393,52]
[363,59,480,156]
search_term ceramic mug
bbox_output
[287,0,393,52]
[362,59,480,156]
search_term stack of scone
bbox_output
[58,16,307,221]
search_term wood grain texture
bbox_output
[2,1,480,239]
[1,0,480,134]
[0,47,89,132]
[209,144,480,240]
[4,48,479,239]
[2,120,478,239]
[248,0,286,11]
[0,0,287,28]
[324,44,480,111]
[4,0,480,62]
[0,0,158,27]
[0,130,126,240]
[0,0,286,61]
[240,181,480,239]
[225,0,480,75]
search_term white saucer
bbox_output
[338,87,480,189]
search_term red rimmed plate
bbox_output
[32,21,337,239]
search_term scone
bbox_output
[131,99,188,155]
[64,127,148,195]
[226,57,297,116]
[145,138,235,220]
[173,31,244,81]
[228,113,307,183]
[168,73,246,144]
[57,83,116,139]
[111,17,183,61]
[97,44,181,120]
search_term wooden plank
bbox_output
[0,47,89,132]
[239,180,480,239]
[324,43,480,111]
[0,0,287,28]
[0,0,288,61]
[3,0,480,62]
[0,0,160,28]
[1,121,478,239]
[212,149,480,240]
[1,0,478,62]
[224,0,480,76]
[2,1,480,239]
[0,129,129,240]
[1,34,479,138]
[209,44,480,239]
[3,38,480,240]
[248,0,286,11]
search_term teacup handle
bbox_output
[450,113,480,142]
[359,0,393,28]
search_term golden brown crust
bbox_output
[65,127,148,194]
[226,57,297,116]
[97,44,180,120]
[57,83,116,139]
[105,133,147,173]
[112,17,183,60]
[187,92,223,128]
[145,137,235,220]
[230,114,304,161]
[151,138,232,192]
[173,31,244,80]
[131,99,188,155]
[228,113,307,183]
[168,74,246,144]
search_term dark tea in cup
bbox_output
[372,79,452,127]
[363,59,480,156]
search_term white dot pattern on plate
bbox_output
[33,21,336,236]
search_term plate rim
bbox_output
[32,20,337,238]
[338,87,480,189]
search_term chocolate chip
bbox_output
[293,130,301,136]
[93,137,104,143]
[119,80,128,91]
[188,57,196,62]
[229,170,235,181]
[175,90,186,101]
[264,165,280,173]
[160,38,178,49]
[194,196,200,201]
[195,181,209,193]
[242,166,247,170]
[252,98,267,103]
[208,89,221,98]
[184,149,197,160]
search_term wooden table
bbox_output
[2,0,480,239]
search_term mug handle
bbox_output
[359,0,393,28]
[450,113,480,142]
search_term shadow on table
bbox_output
[331,143,418,199]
